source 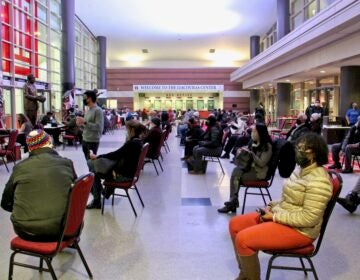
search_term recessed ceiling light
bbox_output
[142,49,149,54]
[320,70,326,73]
[209,49,215,53]
[286,79,291,82]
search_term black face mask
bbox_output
[205,121,209,126]
[296,119,302,125]
[83,99,88,106]
[295,151,312,168]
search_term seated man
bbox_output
[41,111,61,145]
[143,117,162,159]
[1,130,77,241]
[337,177,360,213]
[221,115,248,159]
[286,113,310,145]
[182,117,204,160]
[63,108,83,144]
[329,116,360,173]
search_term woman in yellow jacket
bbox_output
[228,133,333,280]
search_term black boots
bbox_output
[337,192,360,213]
[218,199,239,213]
[86,199,101,209]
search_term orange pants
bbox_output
[229,212,314,256]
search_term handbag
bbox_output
[92,157,117,175]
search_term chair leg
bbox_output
[125,189,137,217]
[101,196,105,215]
[299,257,307,276]
[217,158,225,175]
[2,157,9,172]
[39,257,44,271]
[112,192,115,205]
[43,257,57,280]
[265,255,277,280]
[306,257,319,280]
[241,187,248,214]
[157,159,164,172]
[8,251,16,280]
[134,184,144,207]
[265,188,272,201]
[73,241,93,278]
[152,159,159,175]
[260,188,267,205]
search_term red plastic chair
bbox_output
[0,129,19,172]
[264,170,343,280]
[8,173,95,280]
[145,130,166,175]
[102,143,149,217]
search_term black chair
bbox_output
[264,170,343,280]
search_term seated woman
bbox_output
[86,120,147,209]
[218,123,272,213]
[181,117,204,160]
[228,133,332,280]
[16,114,33,153]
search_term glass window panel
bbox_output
[75,30,81,43]
[50,47,60,60]
[36,22,47,42]
[37,68,47,81]
[14,0,31,13]
[1,1,10,24]
[36,3,47,22]
[75,45,82,58]
[305,1,317,20]
[50,0,60,14]
[14,8,31,33]
[15,88,24,114]
[2,24,10,41]
[51,72,60,84]
[2,42,11,58]
[15,62,31,76]
[50,29,61,48]
[292,13,303,30]
[38,54,47,69]
[291,0,302,15]
[50,13,61,30]
[2,59,11,73]
[37,41,47,55]
[50,59,60,72]
[14,30,31,49]
[14,46,31,64]
[37,0,47,5]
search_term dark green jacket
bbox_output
[1,148,76,241]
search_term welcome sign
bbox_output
[133,85,224,92]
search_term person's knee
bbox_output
[235,231,255,256]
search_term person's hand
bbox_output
[89,154,97,160]
[76,116,85,126]
[37,95,46,103]
[261,212,273,222]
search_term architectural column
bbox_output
[340,66,360,117]
[97,36,107,89]
[276,83,291,117]
[277,0,290,40]
[61,0,75,92]
[0,16,2,75]
[249,35,261,113]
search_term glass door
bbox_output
[186,100,193,110]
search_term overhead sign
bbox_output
[133,85,224,92]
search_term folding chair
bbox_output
[264,170,343,280]
[145,131,166,175]
[0,129,19,172]
[8,173,95,280]
[102,143,149,217]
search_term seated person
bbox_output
[41,111,61,145]
[228,133,332,280]
[63,108,82,144]
[329,116,360,173]
[1,130,77,241]
[188,115,223,174]
[16,113,33,153]
[337,176,360,213]
[143,117,163,159]
[218,123,272,213]
[86,120,147,209]
[182,117,204,160]
[286,113,310,145]
[221,115,248,159]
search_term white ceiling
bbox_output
[75,0,277,68]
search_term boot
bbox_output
[86,199,101,209]
[337,192,359,213]
[218,199,239,213]
[231,238,247,280]
[239,253,260,280]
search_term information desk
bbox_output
[322,125,351,144]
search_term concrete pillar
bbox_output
[250,90,260,114]
[276,83,291,117]
[250,36,260,59]
[340,66,360,117]
[97,36,107,89]
[277,0,290,40]
[61,0,75,92]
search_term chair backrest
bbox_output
[7,129,19,151]
[312,170,342,256]
[155,130,167,157]
[63,173,94,239]
[134,143,149,180]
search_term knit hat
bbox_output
[26,130,52,152]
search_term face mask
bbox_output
[83,99,88,106]
[295,152,312,168]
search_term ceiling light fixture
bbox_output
[320,70,326,73]
[142,49,149,54]
[285,79,291,82]
[209,49,215,53]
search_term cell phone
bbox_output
[256,208,265,216]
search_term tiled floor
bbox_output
[0,128,359,279]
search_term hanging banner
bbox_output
[133,85,224,92]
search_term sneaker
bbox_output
[328,163,341,169]
[341,168,353,174]
[337,197,357,213]
[86,200,101,209]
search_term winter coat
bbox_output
[271,163,332,239]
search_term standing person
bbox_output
[76,90,104,160]
[254,102,266,123]
[23,73,46,126]
[346,102,359,126]
[1,130,77,241]
[228,133,332,280]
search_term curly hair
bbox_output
[295,132,328,166]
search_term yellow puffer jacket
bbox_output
[271,163,333,239]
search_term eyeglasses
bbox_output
[295,146,313,154]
